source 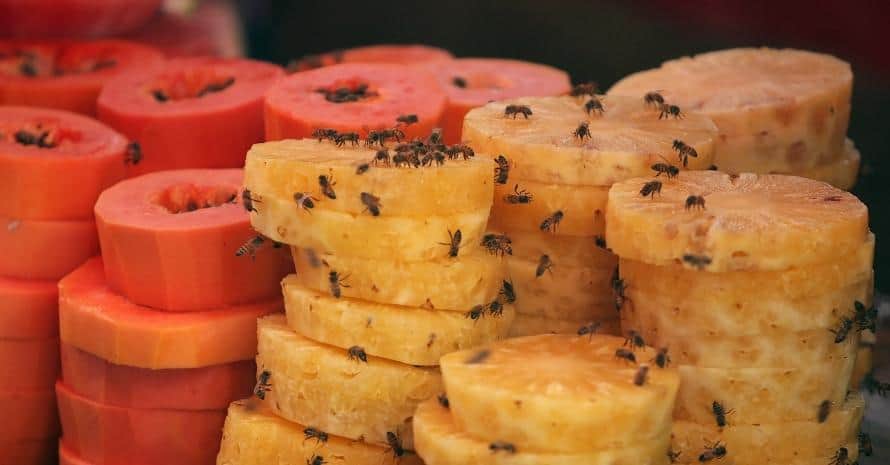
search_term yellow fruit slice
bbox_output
[217,399,422,465]
[462,95,717,186]
[256,315,443,448]
[282,279,515,366]
[250,191,489,261]
[413,399,672,465]
[850,343,873,389]
[605,171,870,271]
[489,180,608,236]
[492,229,617,268]
[506,256,613,320]
[508,314,621,338]
[440,334,680,452]
[290,246,504,311]
[798,138,860,190]
[244,139,494,216]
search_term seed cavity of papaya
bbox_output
[151,77,237,103]
[156,184,239,214]
[315,82,378,103]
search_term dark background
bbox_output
[237,0,889,290]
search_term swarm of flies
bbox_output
[315,83,378,103]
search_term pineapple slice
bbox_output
[290,246,504,311]
[462,95,717,186]
[605,171,869,271]
[282,279,514,366]
[509,314,621,338]
[506,256,613,320]
[217,399,422,465]
[798,138,860,190]
[440,334,679,452]
[250,191,489,261]
[492,229,617,268]
[244,139,494,216]
[850,340,873,389]
[413,399,672,465]
[490,180,608,236]
[256,315,442,448]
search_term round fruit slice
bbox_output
[265,63,446,142]
[218,399,423,465]
[244,138,494,216]
[506,256,613,320]
[56,382,225,465]
[605,171,869,271]
[0,106,127,220]
[2,439,56,465]
[0,216,98,280]
[508,314,621,338]
[0,388,59,441]
[710,125,847,175]
[95,169,293,312]
[283,279,514,365]
[462,95,718,186]
[421,58,571,143]
[0,40,164,115]
[414,399,671,465]
[250,191,489,261]
[58,258,280,369]
[440,334,679,452]
[490,180,608,236]
[257,315,442,448]
[0,1,162,38]
[60,343,255,410]
[0,338,59,389]
[97,57,284,176]
[120,1,244,59]
[290,247,503,311]
[60,444,88,465]
[799,138,860,190]
[492,229,617,268]
[288,44,453,72]
[0,276,58,339]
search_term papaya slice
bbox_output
[508,314,621,338]
[94,169,293,311]
[289,44,453,72]
[0,216,98,280]
[490,180,609,236]
[0,106,127,220]
[0,40,164,116]
[420,58,571,143]
[265,62,446,142]
[491,229,616,268]
[1,439,56,465]
[440,334,680,452]
[97,57,283,176]
[0,2,162,38]
[0,338,59,390]
[217,399,424,465]
[60,343,255,410]
[121,1,244,59]
[506,256,613,320]
[56,381,226,465]
[60,444,88,465]
[58,258,281,369]
[0,276,58,339]
[0,388,59,441]
[257,315,443,448]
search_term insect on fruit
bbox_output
[535,254,553,278]
[570,81,599,97]
[439,229,463,258]
[540,210,564,233]
[712,401,734,427]
[624,330,646,350]
[235,235,265,260]
[196,77,235,97]
[481,234,513,256]
[862,371,890,397]
[318,174,336,199]
[499,280,516,304]
[577,322,600,339]
[304,427,328,444]
[311,128,338,142]
[683,254,712,270]
[818,400,831,423]
[452,76,468,88]
[634,365,649,386]
[594,235,608,249]
[672,139,698,167]
[686,195,706,211]
[437,393,450,408]
[293,192,317,212]
[668,449,681,463]
[612,267,627,311]
[489,441,517,454]
[254,370,272,400]
[651,162,679,178]
[830,317,854,344]
[494,155,510,184]
[306,454,325,465]
[355,163,370,174]
[653,347,671,368]
[124,142,142,165]
[504,184,533,204]
[488,299,505,317]
[465,349,491,364]
[640,180,662,198]
[585,97,605,115]
[152,89,169,102]
[335,132,360,147]
[829,447,849,465]
[396,114,419,126]
[328,271,350,298]
[698,442,727,462]
[360,192,381,216]
[615,348,637,364]
[347,345,368,363]
[386,431,405,457]
[465,305,485,321]
[659,103,683,119]
[854,300,877,332]
[644,91,665,107]
[373,149,390,167]
[573,121,591,140]
[858,432,873,456]
[241,189,260,213]
[504,104,533,119]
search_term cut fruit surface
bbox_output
[0,338,59,389]
[60,343,255,410]
[491,229,617,268]
[98,57,284,176]
[244,138,494,216]
[95,169,293,311]
[605,171,869,271]
[0,388,59,441]
[0,106,127,220]
[440,334,679,452]
[283,280,514,365]
[257,315,442,448]
[289,43,453,72]
[462,95,717,186]
[290,247,503,311]
[414,399,671,465]
[0,276,58,339]
[506,256,613,320]
[0,216,98,280]
[508,314,621,338]
[850,344,873,389]
[490,180,608,236]
[59,258,280,369]
[217,399,424,465]
[798,138,860,190]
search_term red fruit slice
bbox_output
[94,169,293,311]
[60,444,88,465]
[60,343,255,410]
[58,257,280,369]
[97,57,283,176]
[0,388,59,441]
[0,216,98,280]
[421,58,571,143]
[1,439,56,465]
[0,338,59,389]
[122,1,245,58]
[0,40,164,116]
[289,44,453,72]
[0,276,58,339]
[0,0,162,38]
[265,62,447,141]
[56,382,225,465]
[0,106,127,220]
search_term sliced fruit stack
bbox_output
[462,94,718,337]
[56,169,291,465]
[414,333,680,464]
[606,170,873,464]
[217,135,512,464]
[608,48,858,189]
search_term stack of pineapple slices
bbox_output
[217,138,515,464]
[462,94,718,336]
[414,333,680,464]
[606,170,873,464]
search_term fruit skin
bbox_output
[257,315,442,449]
[506,255,613,320]
[0,338,59,389]
[605,171,870,272]
[0,388,59,441]
[490,180,608,236]
[341,44,453,65]
[413,399,672,465]
[440,334,679,452]
[0,216,98,280]
[491,229,617,268]
[508,314,621,338]
[0,276,59,339]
